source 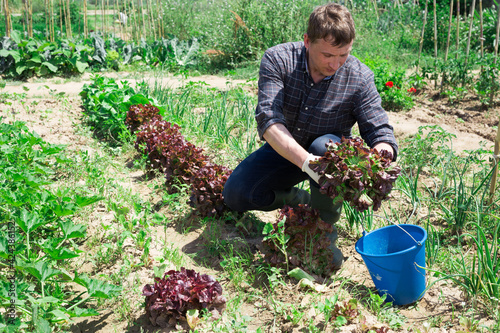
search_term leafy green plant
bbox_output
[80,75,160,143]
[309,137,401,212]
[474,54,500,108]
[262,205,336,277]
[363,56,414,111]
[438,149,496,233]
[0,120,121,331]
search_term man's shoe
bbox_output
[310,185,344,269]
[260,187,311,211]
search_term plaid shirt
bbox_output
[255,41,398,158]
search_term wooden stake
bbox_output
[479,0,484,62]
[444,0,453,62]
[441,0,454,92]
[489,121,500,204]
[3,0,11,38]
[45,0,49,40]
[83,0,88,38]
[50,0,55,41]
[494,0,500,60]
[464,0,476,70]
[417,0,429,71]
[491,2,500,102]
[455,0,460,59]
[433,0,437,59]
[66,0,72,38]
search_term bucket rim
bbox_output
[355,224,427,258]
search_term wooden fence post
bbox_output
[490,121,500,204]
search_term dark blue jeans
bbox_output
[223,134,341,212]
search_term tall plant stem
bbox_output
[371,0,379,20]
[464,0,476,70]
[417,0,429,72]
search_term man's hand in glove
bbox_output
[301,154,321,184]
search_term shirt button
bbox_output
[310,83,314,86]
[297,128,301,131]
[305,107,308,110]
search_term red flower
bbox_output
[407,87,417,93]
[385,81,394,88]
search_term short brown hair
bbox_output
[307,3,356,47]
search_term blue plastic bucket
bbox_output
[355,224,427,306]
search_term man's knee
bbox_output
[308,134,341,155]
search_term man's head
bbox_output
[306,3,355,47]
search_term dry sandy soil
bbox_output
[1,72,498,333]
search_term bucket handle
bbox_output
[362,215,422,247]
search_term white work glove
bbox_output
[301,153,321,184]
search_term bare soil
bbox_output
[0,73,498,333]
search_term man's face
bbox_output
[304,34,353,79]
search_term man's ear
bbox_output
[304,33,310,49]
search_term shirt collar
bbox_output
[301,45,333,81]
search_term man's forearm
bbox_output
[262,123,309,168]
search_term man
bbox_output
[223,3,398,269]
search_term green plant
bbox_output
[309,137,401,212]
[316,295,339,328]
[474,54,500,108]
[363,56,414,111]
[262,205,337,277]
[438,149,496,233]
[262,217,290,271]
[0,120,121,331]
